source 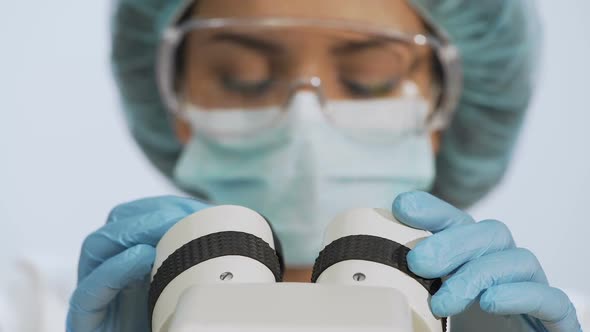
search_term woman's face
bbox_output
[175,0,440,150]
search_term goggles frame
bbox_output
[157,15,462,134]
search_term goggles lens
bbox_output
[165,20,438,138]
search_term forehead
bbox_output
[195,0,426,32]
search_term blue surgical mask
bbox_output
[173,91,435,266]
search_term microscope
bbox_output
[149,206,449,332]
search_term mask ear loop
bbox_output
[425,75,447,132]
[399,79,445,135]
[397,80,431,137]
[174,84,205,133]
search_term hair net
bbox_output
[111,0,541,208]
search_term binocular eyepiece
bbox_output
[149,206,448,332]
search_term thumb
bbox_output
[67,244,155,332]
[392,191,475,233]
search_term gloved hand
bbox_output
[393,191,582,332]
[66,196,210,332]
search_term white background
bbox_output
[1,0,589,306]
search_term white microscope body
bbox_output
[149,206,448,332]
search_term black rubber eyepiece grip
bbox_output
[148,231,283,322]
[311,234,447,331]
[311,234,442,295]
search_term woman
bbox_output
[67,0,582,331]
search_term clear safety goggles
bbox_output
[157,17,462,138]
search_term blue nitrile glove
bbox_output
[392,191,582,332]
[66,196,210,332]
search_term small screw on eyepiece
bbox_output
[353,273,366,282]
[220,272,234,281]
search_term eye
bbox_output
[341,78,400,98]
[221,75,274,97]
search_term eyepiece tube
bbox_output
[312,208,448,332]
[149,205,283,332]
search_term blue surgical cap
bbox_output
[111,0,541,208]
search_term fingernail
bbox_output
[407,250,419,270]
[407,248,426,268]
[407,241,430,262]
[479,291,498,312]
[406,248,433,277]
[430,293,451,317]
[396,192,420,211]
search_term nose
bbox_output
[286,88,325,124]
[286,76,325,106]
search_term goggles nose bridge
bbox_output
[284,76,326,109]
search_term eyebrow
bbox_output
[208,32,284,54]
[205,33,391,56]
[332,38,390,55]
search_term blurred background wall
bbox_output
[1,0,589,300]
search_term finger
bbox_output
[78,196,208,280]
[407,219,516,278]
[105,195,206,224]
[67,244,155,332]
[430,248,547,317]
[392,191,475,233]
[480,283,582,332]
